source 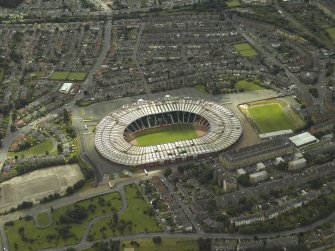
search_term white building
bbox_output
[249,170,268,184]
[288,158,307,171]
[289,132,318,147]
[59,82,73,93]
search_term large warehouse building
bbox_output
[94,96,242,166]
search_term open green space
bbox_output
[194,84,209,95]
[8,139,56,157]
[50,71,70,80]
[233,42,258,57]
[50,71,87,81]
[227,1,240,7]
[235,80,264,91]
[5,192,121,251]
[121,238,199,251]
[67,72,87,81]
[0,67,4,82]
[246,103,302,133]
[89,184,161,240]
[135,124,199,146]
[35,212,50,228]
[326,27,335,42]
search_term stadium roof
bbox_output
[289,132,317,147]
[94,96,242,166]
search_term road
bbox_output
[160,176,203,233]
[40,206,335,251]
[272,0,331,50]
[230,17,316,106]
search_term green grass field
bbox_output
[50,71,87,81]
[227,1,240,6]
[67,72,87,81]
[235,80,264,91]
[6,192,121,251]
[89,184,162,240]
[8,139,56,157]
[135,125,199,146]
[50,71,70,80]
[326,27,335,41]
[233,42,258,57]
[35,212,50,228]
[194,84,209,95]
[247,103,300,133]
[0,67,4,82]
[121,238,198,251]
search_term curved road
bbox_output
[41,207,335,251]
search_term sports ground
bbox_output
[133,124,203,146]
[241,100,305,134]
[233,42,258,57]
[50,71,87,81]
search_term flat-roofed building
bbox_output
[249,170,268,184]
[219,138,294,170]
[289,132,317,147]
[59,82,73,93]
[288,158,307,171]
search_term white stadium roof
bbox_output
[94,96,242,166]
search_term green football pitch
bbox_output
[247,103,298,133]
[135,124,199,146]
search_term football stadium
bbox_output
[94,96,242,166]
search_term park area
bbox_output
[0,67,4,82]
[326,27,335,42]
[235,79,264,91]
[133,124,202,146]
[89,184,162,240]
[120,238,198,251]
[7,139,57,157]
[227,1,240,7]
[50,71,87,81]
[5,192,121,251]
[240,99,305,134]
[233,42,258,57]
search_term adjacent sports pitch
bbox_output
[50,71,87,81]
[227,1,240,6]
[242,100,305,134]
[134,124,200,147]
[235,80,264,91]
[326,27,335,42]
[233,42,258,57]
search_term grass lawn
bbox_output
[121,238,199,251]
[50,71,70,80]
[247,103,299,133]
[135,125,199,146]
[233,42,258,57]
[8,139,56,157]
[67,72,87,81]
[326,27,335,41]
[194,84,209,95]
[235,80,264,91]
[0,67,4,82]
[89,184,162,240]
[6,192,121,251]
[227,1,240,6]
[35,212,50,227]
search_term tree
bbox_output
[63,108,69,123]
[113,212,118,224]
[10,124,16,132]
[66,186,74,195]
[57,143,63,153]
[163,167,172,177]
[152,236,162,244]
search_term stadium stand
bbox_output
[95,96,242,166]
